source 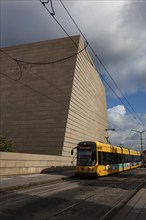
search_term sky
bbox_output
[0,0,146,151]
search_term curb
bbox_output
[99,181,146,220]
[0,175,75,192]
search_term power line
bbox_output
[41,0,91,64]
[0,49,22,81]
[0,41,88,66]
[38,0,142,134]
[2,1,140,135]
[40,0,94,66]
[39,0,134,128]
[1,0,141,143]
[39,0,145,133]
[0,0,114,130]
[59,0,144,128]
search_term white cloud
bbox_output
[108,105,126,115]
[107,105,146,151]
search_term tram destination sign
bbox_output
[78,146,92,150]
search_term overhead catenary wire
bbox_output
[39,0,133,118]
[0,41,88,66]
[40,0,94,66]
[1,1,139,135]
[38,0,143,134]
[0,0,109,127]
[6,0,138,128]
[59,0,144,128]
[31,0,144,143]
[39,0,144,143]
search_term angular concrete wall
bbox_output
[0,36,108,175]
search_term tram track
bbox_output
[0,168,145,220]
[0,180,80,207]
[0,170,139,207]
[45,169,146,220]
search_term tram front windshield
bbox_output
[77,150,93,166]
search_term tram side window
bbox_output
[98,152,119,165]
[98,151,108,165]
[136,155,141,162]
[134,155,137,162]
[138,155,141,161]
[92,150,97,165]
[108,153,118,164]
[133,155,140,162]
[103,152,108,164]
[118,154,122,163]
[125,154,130,162]
[122,154,130,163]
[129,155,133,163]
[98,151,103,165]
[131,155,134,163]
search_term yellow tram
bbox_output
[71,141,141,177]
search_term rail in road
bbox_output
[0,168,145,220]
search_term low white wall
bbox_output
[0,152,72,176]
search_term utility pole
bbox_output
[131,130,146,153]
[131,130,146,165]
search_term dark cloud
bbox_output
[1,1,145,94]
[1,0,68,47]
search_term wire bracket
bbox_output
[40,0,55,16]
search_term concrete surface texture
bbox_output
[0,169,75,192]
[0,169,145,220]
[0,35,108,157]
[111,184,146,220]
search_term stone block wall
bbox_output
[0,152,72,176]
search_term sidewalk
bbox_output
[111,184,146,220]
[0,169,75,192]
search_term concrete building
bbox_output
[0,36,108,175]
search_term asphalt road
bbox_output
[0,168,145,220]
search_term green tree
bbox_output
[0,136,16,152]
